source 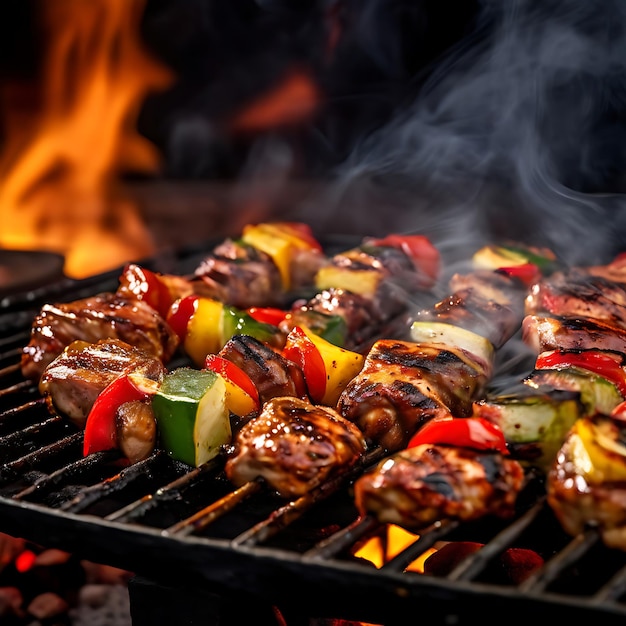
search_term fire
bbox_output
[353,524,436,573]
[0,0,172,278]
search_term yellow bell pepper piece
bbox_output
[242,223,313,290]
[300,325,364,406]
[184,298,224,367]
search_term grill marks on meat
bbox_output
[193,237,325,308]
[522,314,626,354]
[194,239,284,308]
[526,269,626,329]
[416,270,526,349]
[337,340,489,452]
[225,396,366,498]
[21,293,179,382]
[39,338,166,429]
[284,243,435,350]
[218,335,306,405]
[354,443,524,530]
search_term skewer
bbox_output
[164,478,264,537]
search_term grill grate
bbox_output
[2,251,626,624]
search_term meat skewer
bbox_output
[349,243,557,532]
[21,221,326,384]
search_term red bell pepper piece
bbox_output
[83,374,152,456]
[204,354,261,414]
[497,263,541,286]
[118,264,176,318]
[277,222,324,251]
[282,326,327,403]
[246,307,287,326]
[167,295,199,341]
[407,416,509,454]
[535,349,626,397]
[368,234,440,286]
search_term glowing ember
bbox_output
[0,0,172,278]
[353,524,436,573]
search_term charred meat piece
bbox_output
[414,271,526,350]
[225,396,366,498]
[525,269,626,328]
[337,339,489,452]
[194,238,284,308]
[522,314,626,354]
[547,412,626,551]
[218,334,306,405]
[21,293,179,382]
[39,338,166,430]
[354,443,524,530]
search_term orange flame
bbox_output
[353,524,435,573]
[0,0,173,278]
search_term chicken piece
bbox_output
[354,443,524,530]
[525,269,626,328]
[21,293,179,382]
[522,314,626,354]
[218,335,306,405]
[225,396,366,498]
[39,338,166,429]
[337,339,489,452]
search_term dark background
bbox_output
[3,0,626,262]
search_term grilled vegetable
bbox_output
[116,263,194,318]
[547,411,626,550]
[473,388,583,470]
[472,243,559,274]
[409,321,495,375]
[83,373,159,461]
[167,295,285,367]
[282,325,364,406]
[241,222,324,290]
[407,416,509,454]
[534,349,626,397]
[204,354,260,417]
[152,368,231,467]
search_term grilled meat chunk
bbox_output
[194,238,284,308]
[525,269,626,328]
[547,412,626,551]
[522,314,626,354]
[225,396,366,498]
[337,339,489,452]
[354,443,524,530]
[39,338,166,429]
[218,335,306,405]
[21,293,179,382]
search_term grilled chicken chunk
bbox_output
[218,335,306,405]
[547,412,626,551]
[354,443,524,530]
[525,269,626,329]
[522,314,626,354]
[225,396,366,498]
[21,293,179,383]
[337,339,489,452]
[39,338,166,429]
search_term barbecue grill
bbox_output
[2,241,626,626]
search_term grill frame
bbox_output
[2,241,626,625]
